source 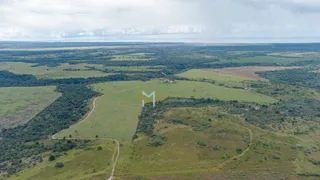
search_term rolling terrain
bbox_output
[1,42,320,180]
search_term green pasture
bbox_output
[11,140,116,180]
[0,62,110,79]
[56,80,276,141]
[111,53,154,61]
[211,56,306,65]
[104,66,163,72]
[177,69,254,87]
[0,86,60,128]
[116,107,302,179]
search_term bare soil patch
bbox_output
[204,66,301,81]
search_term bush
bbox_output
[272,155,280,160]
[97,146,103,151]
[55,162,64,168]
[213,145,220,151]
[171,119,185,125]
[197,140,207,148]
[48,155,55,161]
[148,141,164,147]
[236,148,243,154]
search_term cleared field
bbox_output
[211,56,306,65]
[116,107,300,179]
[104,66,163,72]
[0,86,60,129]
[11,140,115,180]
[208,66,301,81]
[0,62,110,79]
[56,80,276,141]
[111,53,154,61]
[268,52,320,58]
[177,69,254,87]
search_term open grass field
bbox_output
[117,107,250,176]
[56,80,276,141]
[211,56,307,65]
[0,86,60,129]
[111,53,154,61]
[177,69,254,87]
[0,62,111,79]
[208,66,301,81]
[115,107,306,179]
[104,66,163,72]
[11,140,116,180]
[268,52,320,58]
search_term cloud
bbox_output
[236,0,320,13]
[0,0,319,41]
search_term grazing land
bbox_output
[0,62,110,79]
[208,66,301,81]
[0,86,60,129]
[177,69,254,87]
[1,42,320,179]
[268,52,320,58]
[211,56,306,66]
[104,66,163,72]
[11,140,116,180]
[116,105,301,179]
[111,53,154,61]
[56,80,276,141]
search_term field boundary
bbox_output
[118,119,254,178]
[51,96,100,139]
[50,95,120,180]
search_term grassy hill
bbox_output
[56,79,276,141]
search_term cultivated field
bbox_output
[0,62,110,79]
[0,86,60,129]
[207,66,301,81]
[12,140,116,180]
[56,80,276,141]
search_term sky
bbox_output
[1,0,320,42]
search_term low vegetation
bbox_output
[0,86,60,129]
[0,85,99,176]
[56,80,275,141]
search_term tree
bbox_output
[48,155,55,161]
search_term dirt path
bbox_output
[51,96,100,140]
[51,96,120,180]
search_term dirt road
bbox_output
[51,96,120,180]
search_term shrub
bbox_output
[197,140,207,148]
[272,155,280,160]
[55,162,64,168]
[236,148,243,154]
[148,141,164,147]
[97,146,103,151]
[172,119,185,125]
[48,155,55,161]
[213,145,220,151]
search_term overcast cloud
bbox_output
[0,0,320,42]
